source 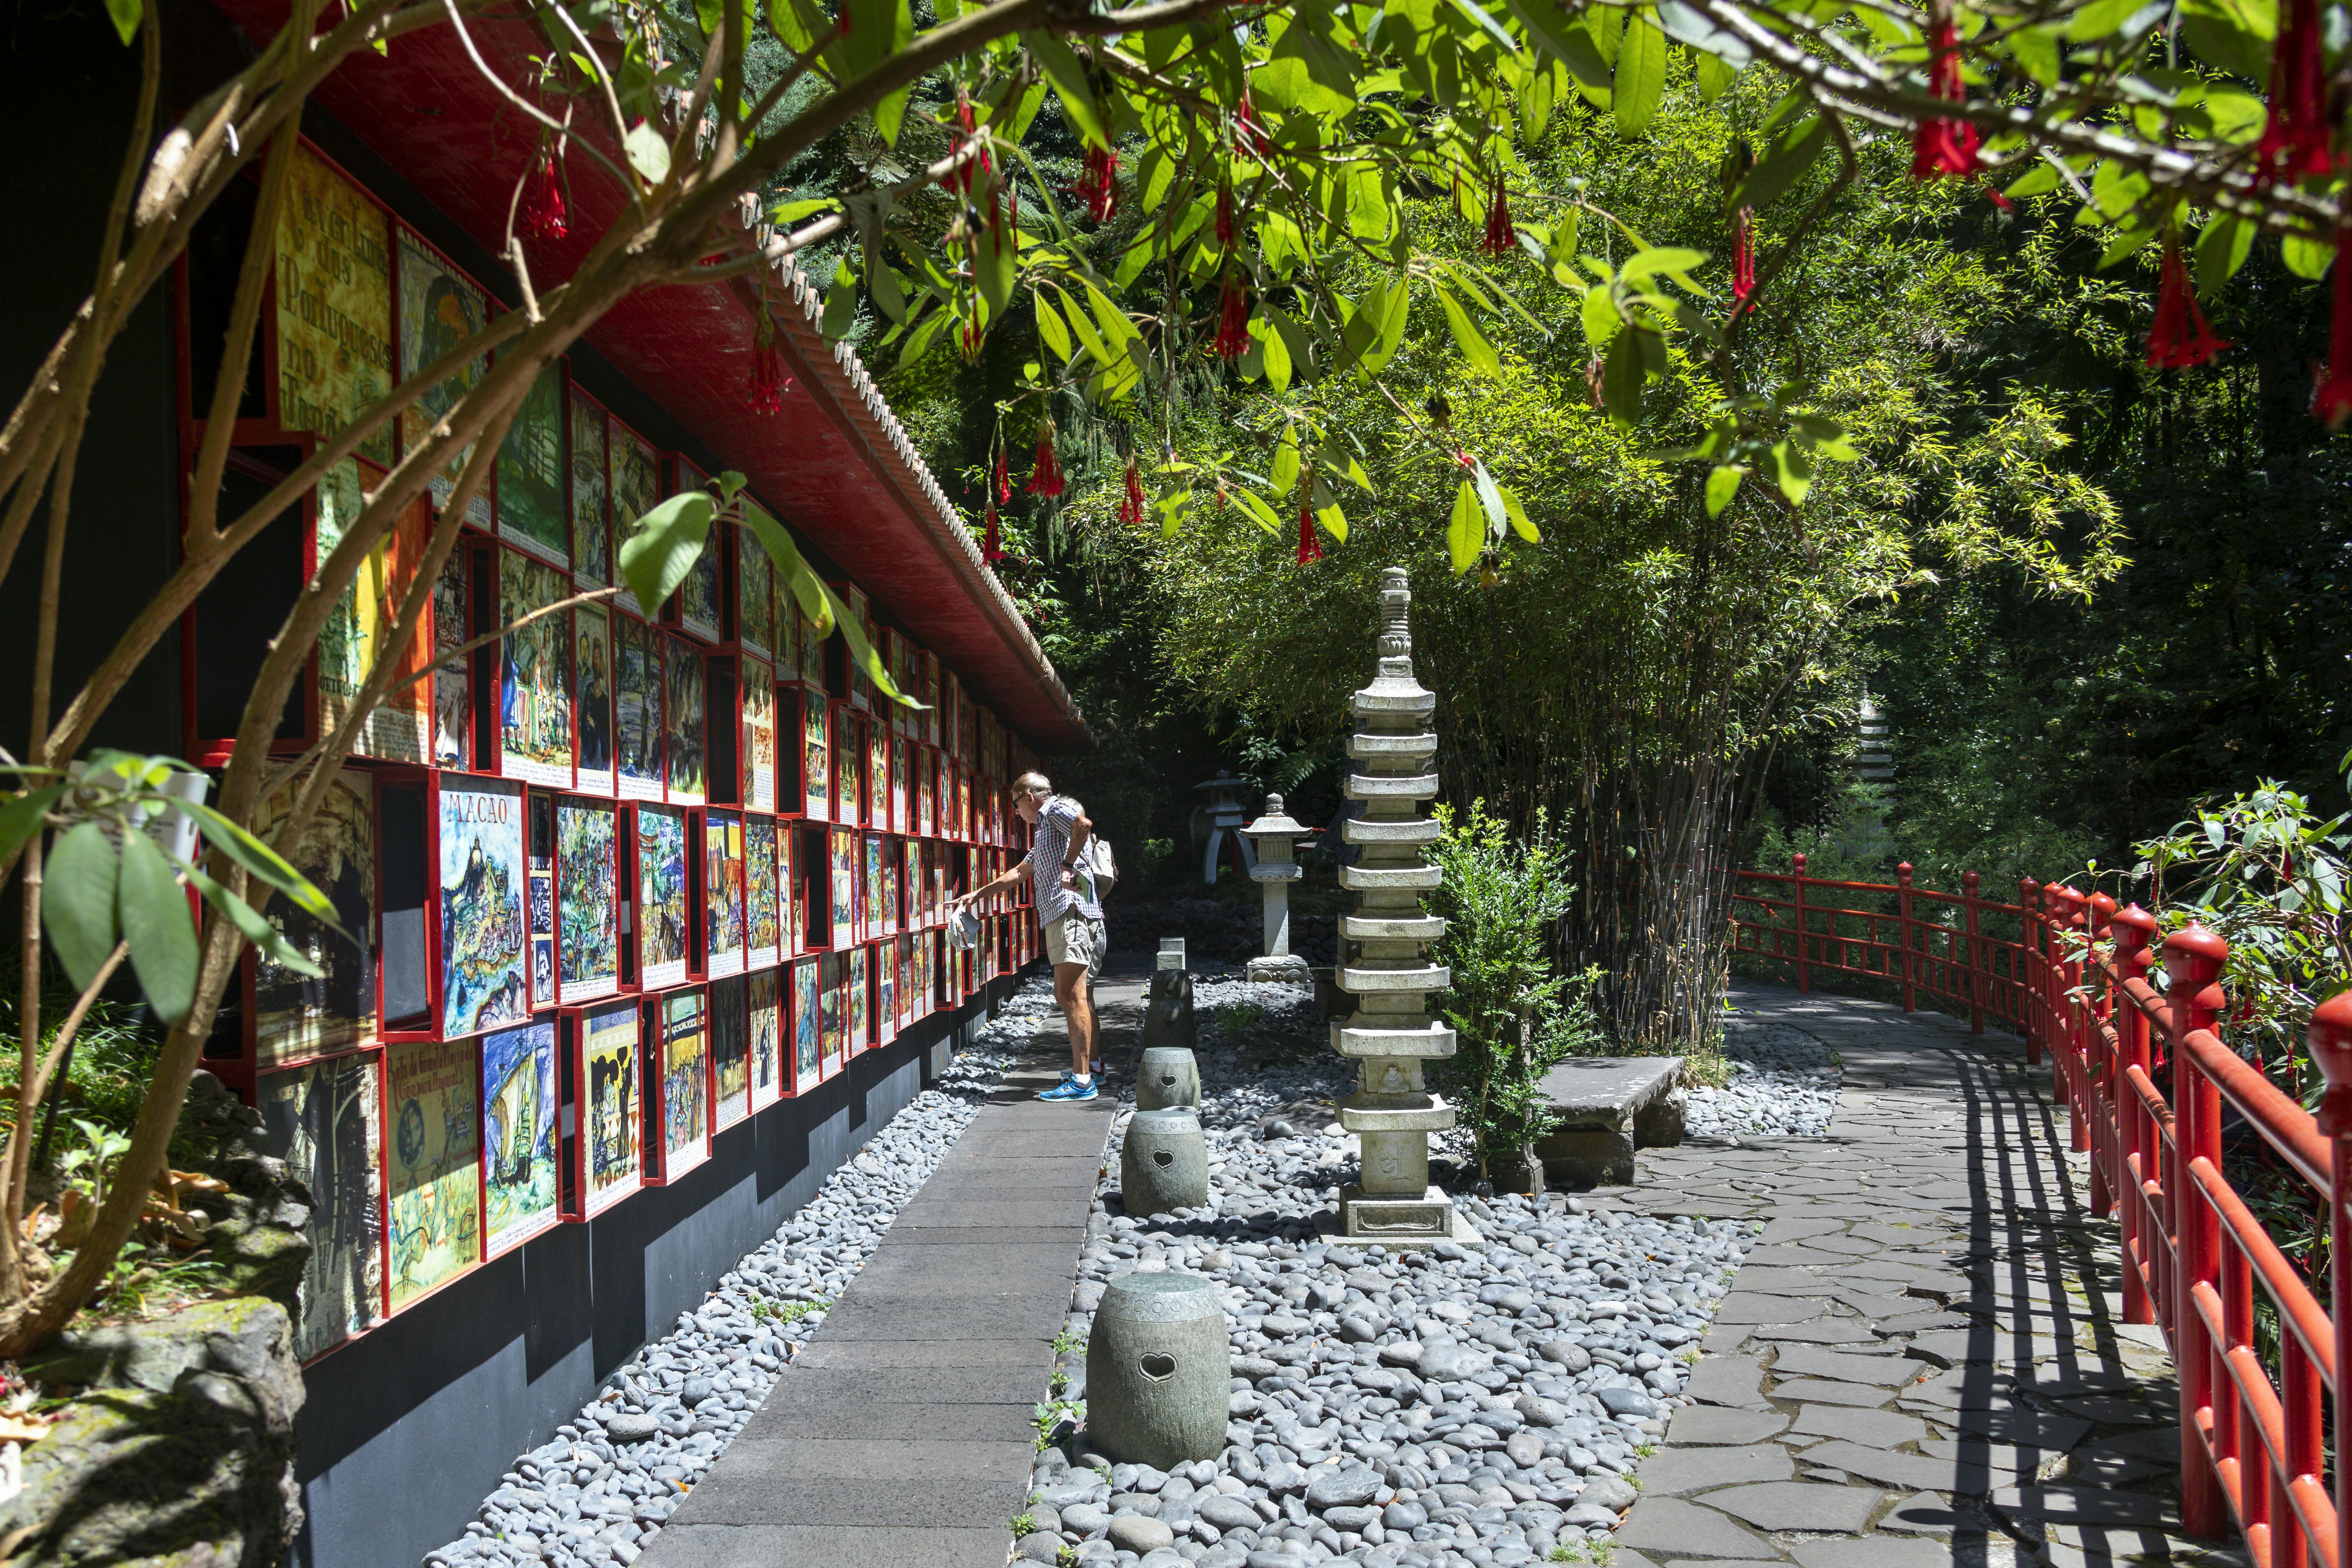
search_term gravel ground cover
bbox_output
[424,976,1059,1568]
[1025,982,1764,1568]
[1686,1022,1841,1139]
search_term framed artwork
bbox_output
[889,731,908,833]
[704,810,746,979]
[570,386,610,587]
[481,1019,559,1254]
[848,944,869,1054]
[746,816,781,969]
[253,769,377,1070]
[797,604,826,690]
[385,1037,482,1310]
[499,550,573,788]
[573,602,616,797]
[790,956,820,1091]
[918,747,935,838]
[664,635,705,804]
[817,952,844,1077]
[316,460,432,763]
[742,659,776,812]
[397,228,491,525]
[636,804,690,989]
[710,973,749,1131]
[278,146,393,463]
[497,360,568,566]
[555,800,620,1002]
[437,779,527,1040]
[778,822,798,960]
[656,988,709,1180]
[578,1000,641,1216]
[828,828,854,951]
[863,835,883,940]
[261,1052,384,1361]
[432,548,472,771]
[748,968,781,1111]
[799,685,829,822]
[883,843,901,937]
[892,935,911,1031]
[608,420,659,616]
[738,510,777,659]
[674,461,723,642]
[528,793,556,1009]
[614,613,663,802]
[877,940,897,1045]
[832,707,858,825]
[866,725,888,827]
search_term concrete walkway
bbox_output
[639,973,1138,1568]
[1600,982,2247,1568]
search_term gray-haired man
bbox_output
[952,771,1106,1100]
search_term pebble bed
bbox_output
[1024,980,1765,1568]
[423,974,1062,1568]
[1686,1021,1841,1139]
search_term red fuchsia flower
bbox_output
[747,313,785,413]
[522,152,567,242]
[1235,90,1267,158]
[1910,16,1982,181]
[1454,449,1475,468]
[1480,171,1517,257]
[2260,0,2335,184]
[2315,223,2352,427]
[1216,184,1237,249]
[1214,274,1252,361]
[982,500,1006,562]
[1076,147,1119,223]
[2145,233,2229,371]
[1731,206,1757,311]
[993,446,1012,505]
[1295,496,1323,564]
[1026,425,1066,497]
[1584,358,1606,408]
[1116,459,1147,526]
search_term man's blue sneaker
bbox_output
[1039,1074,1098,1102]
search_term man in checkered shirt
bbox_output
[953,771,1106,1100]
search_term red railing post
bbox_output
[1792,852,1810,995]
[1962,870,1984,1034]
[2305,991,2352,1568]
[1895,861,1917,1012]
[2165,922,2230,1540]
[2110,903,2159,1327]
[2020,878,2042,1063]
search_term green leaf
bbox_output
[1447,480,1483,572]
[1261,314,1294,392]
[1620,246,1711,288]
[118,828,196,1024]
[102,0,140,45]
[1705,463,1745,517]
[1767,438,1811,504]
[1049,283,1114,365]
[1436,286,1504,374]
[1602,327,1645,422]
[1654,0,1750,65]
[43,822,119,993]
[1271,427,1302,494]
[1500,485,1539,542]
[1034,294,1075,361]
[1230,487,1282,534]
[1581,283,1622,349]
[1499,0,1612,91]
[1612,15,1667,137]
[0,784,66,874]
[1442,0,1523,55]
[740,506,833,632]
[822,257,859,336]
[181,860,321,977]
[2283,228,2335,280]
[1694,50,1738,99]
[624,123,673,185]
[184,803,335,921]
[1735,116,1828,209]
[2196,214,2256,294]
[2002,161,2063,200]
[1025,30,1108,148]
[2179,0,2275,81]
[1471,459,1507,534]
[618,491,719,618]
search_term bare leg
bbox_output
[1056,962,1096,1078]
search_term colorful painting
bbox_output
[919,753,934,837]
[500,550,572,787]
[818,952,844,1072]
[828,828,855,950]
[792,957,820,1087]
[637,805,689,987]
[574,602,614,793]
[833,711,859,824]
[432,548,471,770]
[903,840,923,934]
[848,944,868,1053]
[386,1037,481,1310]
[798,605,826,689]
[748,968,780,1108]
[316,462,431,762]
[664,637,705,802]
[556,801,619,1001]
[746,817,780,966]
[884,845,901,936]
[253,770,377,1070]
[660,990,707,1174]
[678,493,722,641]
[398,229,490,524]
[877,941,896,1042]
[497,360,567,564]
[779,826,798,958]
[570,389,609,585]
[738,509,777,657]
[867,727,888,825]
[262,1053,383,1361]
[582,1001,641,1213]
[801,687,829,822]
[481,1020,558,1252]
[615,614,663,800]
[705,811,745,978]
[863,835,883,936]
[742,662,775,812]
[438,779,527,1039]
[710,974,747,1130]
[278,148,392,462]
[609,421,659,616]
[889,732,908,831]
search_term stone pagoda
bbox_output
[1331,567,1469,1246]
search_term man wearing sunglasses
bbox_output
[951,771,1106,1100]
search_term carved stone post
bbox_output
[1240,793,1312,985]
[1331,567,1467,1246]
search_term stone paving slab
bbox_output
[1614,982,2252,1568]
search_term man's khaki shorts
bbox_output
[1043,912,1106,974]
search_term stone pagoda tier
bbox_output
[1330,567,1473,1247]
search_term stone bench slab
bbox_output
[1533,1055,1687,1187]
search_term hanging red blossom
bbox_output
[993,446,1012,505]
[1295,496,1323,564]
[1214,275,1252,361]
[1584,358,1606,408]
[747,312,785,413]
[2260,0,2335,185]
[1731,206,1757,311]
[1116,459,1147,526]
[1216,184,1237,249]
[2145,233,2229,371]
[1076,147,1119,223]
[522,153,567,242]
[1235,90,1267,158]
[1910,16,1981,181]
[2316,223,2352,427]
[1026,425,1066,497]
[1480,171,1517,257]
[982,500,1006,562]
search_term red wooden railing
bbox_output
[1731,857,2352,1568]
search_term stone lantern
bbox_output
[1331,567,1469,1246]
[1238,794,1314,986]
[1192,771,1256,884]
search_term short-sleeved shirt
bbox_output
[1026,796,1103,925]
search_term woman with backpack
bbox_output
[951,771,1111,1101]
